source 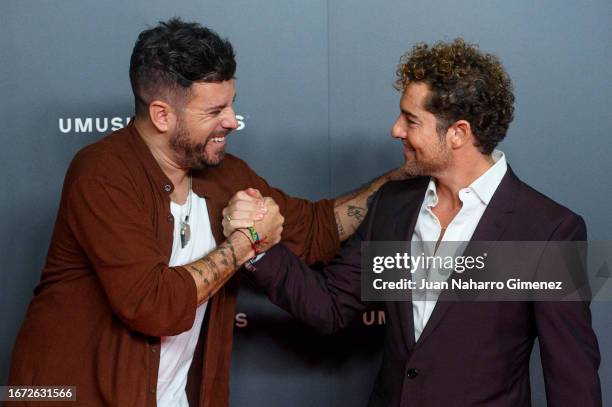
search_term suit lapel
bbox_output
[413,167,521,348]
[375,178,428,351]
[469,167,519,241]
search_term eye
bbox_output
[402,113,416,125]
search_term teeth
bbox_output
[211,137,225,143]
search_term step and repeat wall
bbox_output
[2,1,611,405]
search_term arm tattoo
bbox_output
[186,238,244,304]
[189,265,205,278]
[217,241,238,269]
[225,241,239,269]
[202,256,221,282]
[189,264,211,300]
[189,265,210,287]
[219,254,229,268]
[347,205,365,222]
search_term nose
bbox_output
[221,107,239,130]
[391,117,406,140]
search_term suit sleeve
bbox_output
[238,159,340,265]
[246,189,382,334]
[534,215,602,406]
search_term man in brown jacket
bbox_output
[8,18,400,406]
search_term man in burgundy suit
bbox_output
[240,39,602,406]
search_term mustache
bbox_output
[403,141,415,151]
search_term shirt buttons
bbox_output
[406,368,419,379]
[163,184,172,193]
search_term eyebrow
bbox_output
[401,108,420,121]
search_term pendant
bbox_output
[180,217,191,248]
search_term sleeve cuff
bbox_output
[243,252,265,272]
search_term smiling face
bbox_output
[391,82,452,177]
[169,79,238,169]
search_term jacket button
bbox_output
[167,215,173,222]
[163,184,172,192]
[150,388,156,394]
[406,368,419,379]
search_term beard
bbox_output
[401,134,452,177]
[169,118,227,169]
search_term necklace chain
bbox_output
[185,171,192,221]
[180,171,192,248]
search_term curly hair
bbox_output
[395,39,514,154]
[129,18,236,117]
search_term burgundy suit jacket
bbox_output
[249,168,602,407]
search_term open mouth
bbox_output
[208,131,230,145]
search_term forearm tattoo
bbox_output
[188,239,240,303]
[218,240,238,269]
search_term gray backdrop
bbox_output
[1,0,610,406]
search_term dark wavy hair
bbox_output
[129,18,236,117]
[395,39,514,154]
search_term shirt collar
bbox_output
[468,149,507,205]
[424,149,507,207]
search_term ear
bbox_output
[447,120,472,149]
[148,100,177,133]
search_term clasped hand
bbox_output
[222,188,284,252]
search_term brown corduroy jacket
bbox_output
[8,122,340,406]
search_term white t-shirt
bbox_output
[157,191,215,406]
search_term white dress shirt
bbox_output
[410,150,507,341]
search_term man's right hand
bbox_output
[222,188,267,237]
[250,197,284,252]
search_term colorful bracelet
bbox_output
[236,228,267,256]
[247,226,260,243]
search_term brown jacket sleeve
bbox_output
[235,158,340,265]
[64,158,197,337]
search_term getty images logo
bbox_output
[58,115,246,134]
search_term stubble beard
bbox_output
[402,135,452,177]
[169,119,226,170]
